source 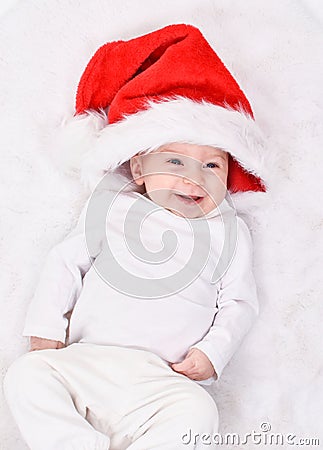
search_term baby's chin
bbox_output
[165,208,201,219]
[167,205,216,219]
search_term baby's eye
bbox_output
[167,158,183,165]
[205,162,220,169]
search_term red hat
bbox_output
[57,23,266,194]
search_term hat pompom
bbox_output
[50,109,107,181]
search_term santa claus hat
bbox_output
[54,23,267,196]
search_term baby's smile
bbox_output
[175,193,204,204]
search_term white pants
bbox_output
[3,343,219,450]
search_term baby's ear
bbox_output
[129,155,144,186]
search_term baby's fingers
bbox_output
[29,336,64,352]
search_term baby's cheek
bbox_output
[214,179,227,202]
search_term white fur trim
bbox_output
[52,97,271,196]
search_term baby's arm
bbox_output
[188,218,259,381]
[23,192,105,349]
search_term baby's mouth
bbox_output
[175,194,204,205]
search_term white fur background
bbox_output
[1,1,322,449]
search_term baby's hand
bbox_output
[170,348,217,381]
[29,336,65,352]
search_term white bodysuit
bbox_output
[22,182,259,386]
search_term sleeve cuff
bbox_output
[22,325,66,344]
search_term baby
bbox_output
[29,141,230,383]
[3,23,265,450]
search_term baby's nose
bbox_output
[183,172,204,187]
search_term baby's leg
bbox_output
[126,383,219,450]
[106,350,219,450]
[3,349,110,450]
[4,344,219,449]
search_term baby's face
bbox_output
[130,143,228,218]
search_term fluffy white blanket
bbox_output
[1,1,322,448]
